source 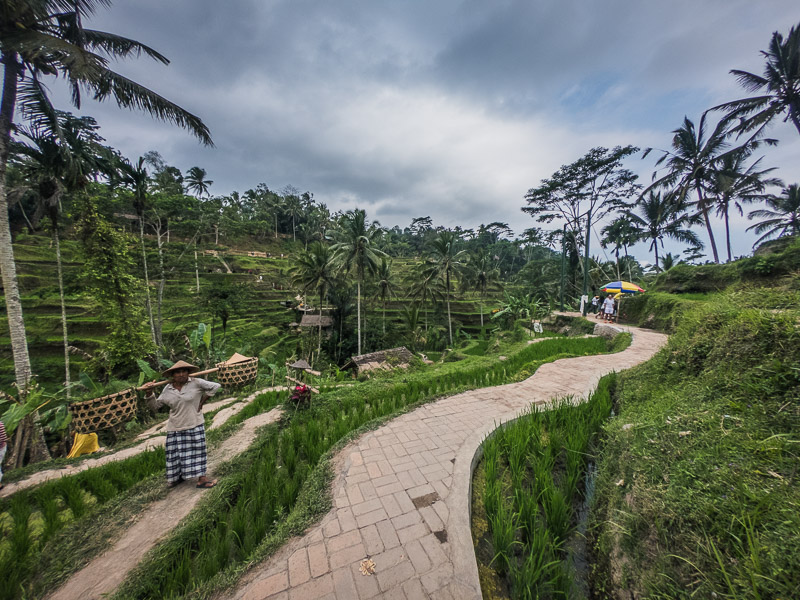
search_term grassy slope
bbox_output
[1,233,506,389]
[591,280,800,598]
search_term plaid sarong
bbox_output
[165,424,208,483]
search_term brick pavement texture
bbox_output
[224,325,667,599]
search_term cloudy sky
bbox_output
[53,0,800,261]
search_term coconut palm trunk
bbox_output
[194,245,200,293]
[318,299,323,354]
[0,60,50,464]
[139,217,157,345]
[697,184,720,264]
[153,218,167,347]
[446,271,453,346]
[53,226,70,398]
[357,279,362,356]
[0,53,31,391]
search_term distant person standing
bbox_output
[0,420,7,490]
[591,295,600,317]
[602,294,615,322]
[143,361,220,489]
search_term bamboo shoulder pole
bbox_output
[135,367,220,392]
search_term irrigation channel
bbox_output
[220,323,667,600]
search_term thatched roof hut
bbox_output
[299,314,334,328]
[343,346,415,374]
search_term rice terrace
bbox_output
[1,3,799,599]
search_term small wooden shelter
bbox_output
[343,346,415,375]
[299,314,333,329]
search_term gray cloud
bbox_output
[42,0,800,256]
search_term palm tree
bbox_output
[709,149,781,262]
[0,0,212,401]
[644,115,730,263]
[290,242,334,354]
[463,250,501,327]
[330,209,385,356]
[601,215,637,280]
[373,257,395,335]
[713,21,800,137]
[407,260,444,333]
[183,166,212,294]
[118,156,159,344]
[626,191,703,270]
[747,184,800,246]
[428,230,467,346]
[659,252,679,271]
[184,166,213,198]
[11,110,106,400]
[400,305,425,352]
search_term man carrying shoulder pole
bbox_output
[142,360,220,489]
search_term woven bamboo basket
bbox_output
[216,356,259,387]
[69,388,138,433]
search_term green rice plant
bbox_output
[7,496,33,560]
[542,482,570,543]
[514,485,541,545]
[510,527,561,600]
[58,477,88,520]
[32,485,60,540]
[489,496,518,577]
[0,446,165,600]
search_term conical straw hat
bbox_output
[224,352,252,365]
[163,360,199,375]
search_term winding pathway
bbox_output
[48,407,284,600]
[223,324,667,600]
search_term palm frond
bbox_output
[85,68,213,146]
[16,75,66,142]
[81,29,170,64]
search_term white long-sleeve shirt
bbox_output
[148,377,221,431]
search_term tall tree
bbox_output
[330,209,385,356]
[713,21,800,138]
[601,215,637,280]
[428,230,467,346]
[0,0,212,402]
[626,191,703,269]
[11,109,106,399]
[290,242,334,354]
[747,184,800,246]
[709,149,781,262]
[644,116,731,263]
[407,260,444,333]
[184,166,213,198]
[463,250,501,327]
[372,256,395,335]
[524,146,640,302]
[118,156,158,344]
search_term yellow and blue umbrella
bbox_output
[601,280,645,294]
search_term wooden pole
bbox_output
[135,366,220,392]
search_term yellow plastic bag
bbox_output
[67,432,99,458]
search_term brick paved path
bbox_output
[225,325,667,600]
